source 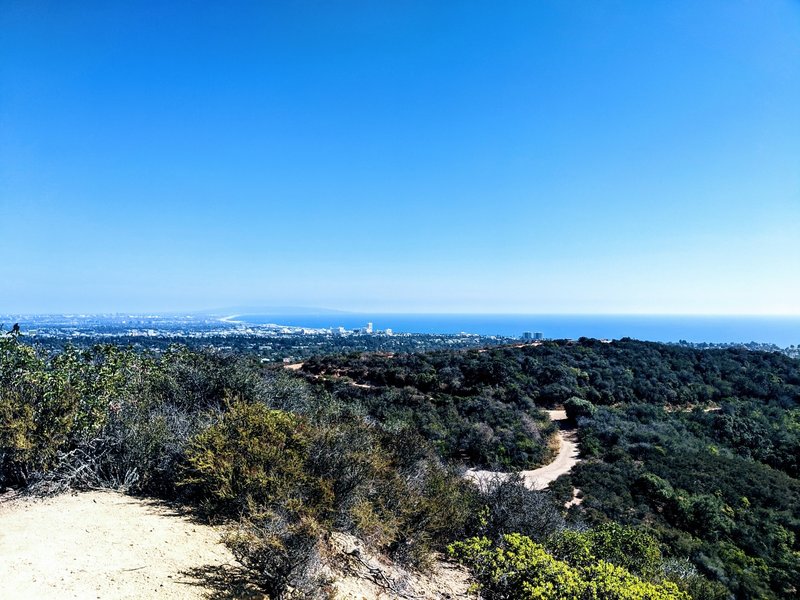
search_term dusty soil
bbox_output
[0,491,471,600]
[0,490,262,600]
[464,409,581,490]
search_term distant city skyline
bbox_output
[2,1,798,315]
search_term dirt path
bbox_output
[0,490,261,599]
[284,360,580,492]
[284,363,375,389]
[464,409,580,490]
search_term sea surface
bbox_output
[234,314,800,347]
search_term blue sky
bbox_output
[1,1,798,314]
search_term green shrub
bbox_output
[634,473,675,509]
[451,534,582,599]
[565,396,597,422]
[0,340,77,486]
[182,399,326,517]
[0,386,40,485]
[547,522,662,578]
[450,533,689,600]
[182,398,337,596]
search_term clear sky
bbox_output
[1,1,798,314]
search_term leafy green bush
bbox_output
[565,396,597,422]
[450,533,689,600]
[548,523,663,579]
[182,399,328,517]
[180,398,337,595]
[0,340,77,486]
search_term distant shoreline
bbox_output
[229,313,800,347]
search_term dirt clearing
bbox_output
[0,490,260,599]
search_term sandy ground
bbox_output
[0,490,261,600]
[464,409,581,490]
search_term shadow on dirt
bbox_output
[180,564,265,599]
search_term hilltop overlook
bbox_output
[2,333,798,598]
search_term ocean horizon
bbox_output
[233,314,800,348]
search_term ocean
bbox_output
[233,314,800,348]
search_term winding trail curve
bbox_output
[284,363,581,492]
[464,409,580,490]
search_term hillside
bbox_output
[2,336,798,598]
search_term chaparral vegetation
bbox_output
[2,332,798,598]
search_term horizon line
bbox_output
[3,310,800,318]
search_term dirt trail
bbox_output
[0,490,260,599]
[284,363,375,388]
[283,361,581,492]
[464,409,580,491]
